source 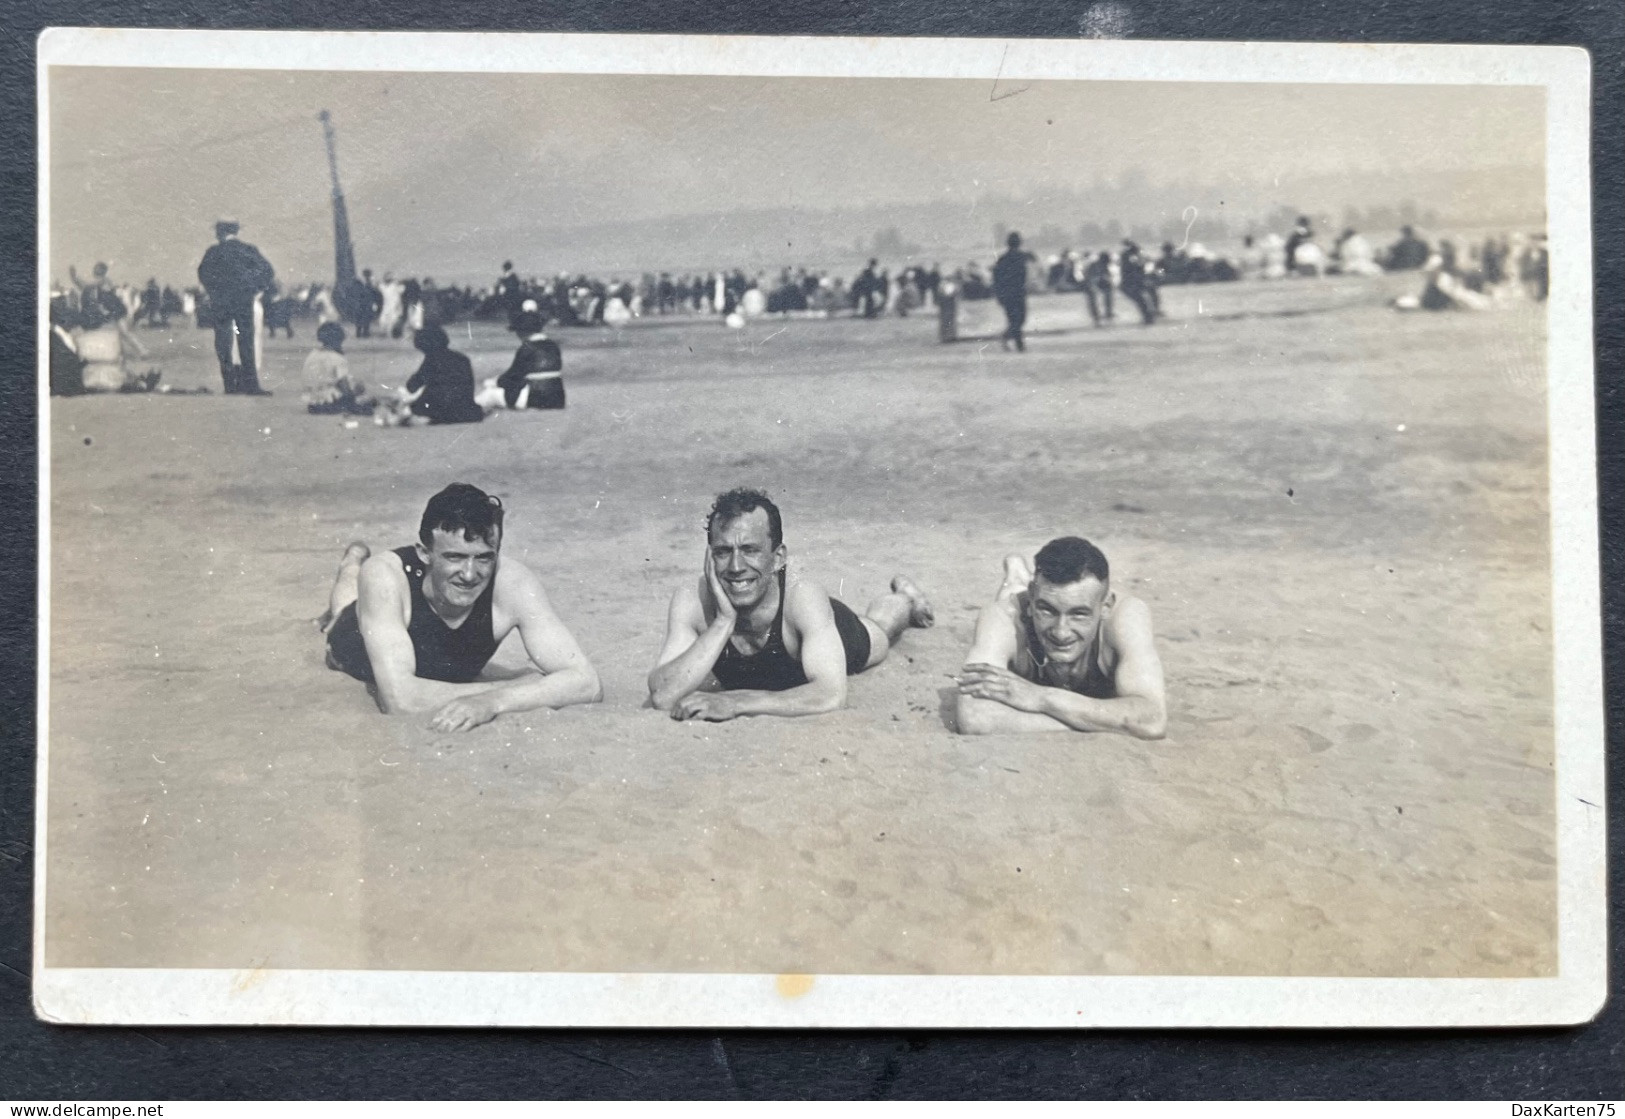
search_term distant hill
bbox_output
[359,162,1543,283]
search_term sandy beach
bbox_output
[44,275,1556,977]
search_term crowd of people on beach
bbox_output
[49,215,1551,402]
[1390,228,1550,312]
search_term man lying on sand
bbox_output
[318,483,601,731]
[648,487,935,721]
[955,537,1166,738]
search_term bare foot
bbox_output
[317,542,372,633]
[998,553,1035,600]
[891,575,935,628]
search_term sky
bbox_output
[47,67,1545,285]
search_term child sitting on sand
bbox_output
[302,322,376,416]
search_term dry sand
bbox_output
[45,275,1556,976]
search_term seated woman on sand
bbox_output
[66,263,161,393]
[494,310,565,410]
[1392,248,1494,313]
[378,324,484,427]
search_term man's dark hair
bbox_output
[1033,536,1109,586]
[706,488,783,549]
[316,321,346,351]
[419,483,505,548]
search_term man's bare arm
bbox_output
[954,597,1059,733]
[359,556,599,723]
[647,581,731,711]
[959,669,1166,737]
[1033,597,1165,737]
[957,696,1080,734]
[957,597,1167,739]
[677,583,847,720]
[355,555,477,715]
[472,560,602,716]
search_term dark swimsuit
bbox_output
[1017,596,1116,699]
[325,546,501,684]
[711,571,872,691]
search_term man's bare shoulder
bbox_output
[664,575,709,632]
[1105,593,1155,643]
[353,551,409,630]
[783,575,836,623]
[492,554,546,598]
[670,574,706,611]
[357,549,407,594]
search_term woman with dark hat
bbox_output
[496,310,566,410]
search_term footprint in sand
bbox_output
[1291,725,1335,753]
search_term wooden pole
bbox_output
[318,110,358,289]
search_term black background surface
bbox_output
[2,0,1619,1100]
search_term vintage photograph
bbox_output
[35,32,1603,1026]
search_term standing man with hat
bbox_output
[498,261,526,329]
[993,231,1037,352]
[197,219,276,394]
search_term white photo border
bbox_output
[33,28,1604,1028]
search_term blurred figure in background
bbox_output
[1332,228,1382,276]
[1083,250,1115,326]
[992,231,1036,351]
[1385,225,1432,271]
[1118,240,1159,325]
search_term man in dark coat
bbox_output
[1385,225,1432,272]
[196,220,275,394]
[854,259,881,319]
[68,263,126,331]
[341,268,384,338]
[1284,216,1313,272]
[1083,251,1115,326]
[1118,240,1159,325]
[498,261,525,328]
[136,278,164,327]
[992,232,1036,351]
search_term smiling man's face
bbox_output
[708,507,784,611]
[1028,574,1108,665]
[418,527,500,614]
